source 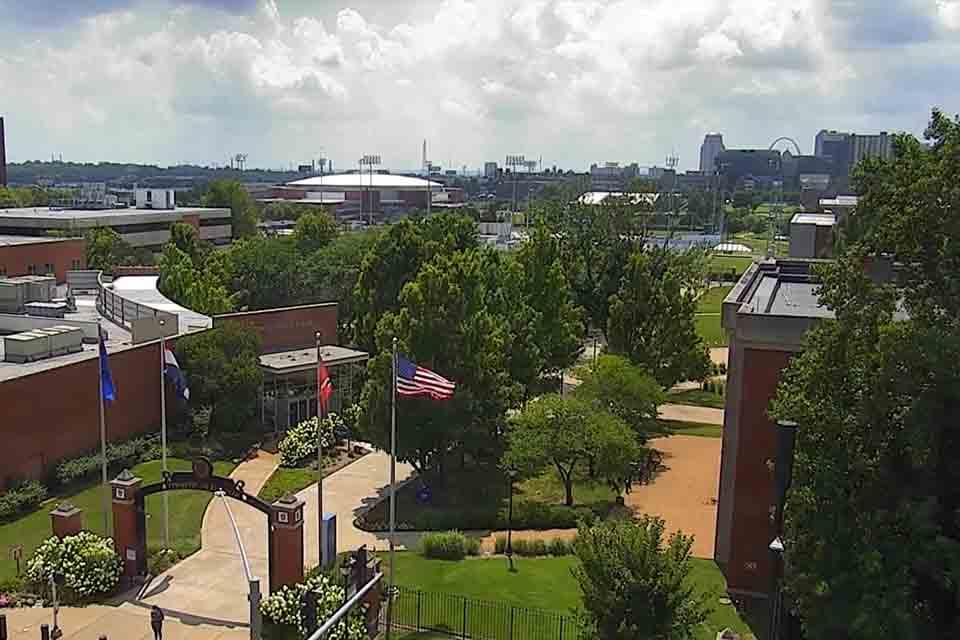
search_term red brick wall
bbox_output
[0,342,164,486]
[724,347,794,595]
[214,303,338,353]
[0,238,85,282]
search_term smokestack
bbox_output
[0,117,7,187]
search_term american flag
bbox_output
[396,355,455,400]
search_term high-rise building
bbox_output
[0,117,7,188]
[814,129,893,177]
[699,133,725,173]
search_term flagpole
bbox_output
[316,332,326,570]
[387,337,398,640]
[160,327,169,550]
[97,326,110,536]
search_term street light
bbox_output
[505,467,518,573]
[340,554,357,606]
[768,419,798,640]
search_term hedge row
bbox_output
[494,535,575,557]
[55,433,162,486]
[356,500,602,532]
[419,531,481,560]
[0,480,48,522]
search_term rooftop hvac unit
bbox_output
[0,279,29,313]
[3,330,52,363]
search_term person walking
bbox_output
[150,605,165,640]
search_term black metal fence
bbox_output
[380,586,583,640]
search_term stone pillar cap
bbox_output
[51,502,81,516]
[111,469,142,486]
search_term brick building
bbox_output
[0,235,85,282]
[715,259,830,599]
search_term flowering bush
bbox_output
[260,572,366,640]
[278,415,340,468]
[25,532,121,602]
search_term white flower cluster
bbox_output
[25,532,122,600]
[278,414,341,468]
[260,573,366,640]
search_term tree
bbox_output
[573,517,711,640]
[228,236,300,310]
[297,229,380,343]
[514,223,584,377]
[202,179,258,238]
[607,247,711,388]
[503,394,638,506]
[771,110,960,639]
[574,354,665,443]
[85,227,136,272]
[175,323,262,431]
[359,247,520,475]
[292,212,338,253]
[169,222,207,264]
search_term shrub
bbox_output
[548,537,573,556]
[25,532,121,602]
[703,380,713,393]
[260,572,366,639]
[419,531,479,560]
[355,500,602,533]
[55,434,161,486]
[0,480,48,521]
[493,535,575,557]
[278,415,339,468]
[494,535,507,554]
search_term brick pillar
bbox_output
[50,502,83,539]
[363,556,383,638]
[111,470,146,581]
[270,496,305,590]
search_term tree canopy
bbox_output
[202,179,258,238]
[772,109,960,638]
[574,354,665,444]
[292,211,339,253]
[573,517,711,640]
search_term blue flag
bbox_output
[99,333,116,402]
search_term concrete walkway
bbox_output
[4,605,248,640]
[659,403,724,425]
[129,448,414,625]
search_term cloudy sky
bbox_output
[1,0,958,171]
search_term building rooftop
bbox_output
[578,191,659,206]
[0,235,80,247]
[791,212,836,227]
[819,195,858,208]
[110,276,212,334]
[286,173,444,190]
[0,206,230,222]
[260,346,369,374]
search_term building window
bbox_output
[27,264,37,275]
[71,259,81,270]
[45,263,53,274]
[146,190,152,203]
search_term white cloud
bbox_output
[0,0,954,170]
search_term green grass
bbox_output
[658,419,723,438]
[696,314,728,347]
[385,553,755,640]
[697,286,733,314]
[667,388,725,409]
[708,255,755,278]
[258,466,317,504]
[0,458,235,583]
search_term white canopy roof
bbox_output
[287,173,444,190]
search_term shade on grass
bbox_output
[667,388,725,410]
[0,458,235,583]
[658,419,723,438]
[384,553,755,640]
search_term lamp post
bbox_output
[768,419,798,640]
[340,554,357,606]
[506,467,517,573]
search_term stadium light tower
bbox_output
[359,154,381,226]
[506,155,526,212]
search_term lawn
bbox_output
[667,388,725,409]
[356,465,617,532]
[258,466,317,504]
[708,255,754,279]
[697,286,733,314]
[658,419,723,438]
[385,553,755,640]
[0,458,235,583]
[696,313,728,347]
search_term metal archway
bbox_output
[133,458,275,583]
[769,137,802,155]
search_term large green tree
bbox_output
[514,223,584,377]
[607,247,711,388]
[202,179,258,238]
[573,517,711,640]
[228,236,300,310]
[292,211,339,254]
[175,323,263,431]
[772,110,960,638]
[85,227,140,272]
[574,354,665,444]
[503,394,638,506]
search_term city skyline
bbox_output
[1,0,957,171]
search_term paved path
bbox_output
[625,435,721,558]
[130,448,413,625]
[4,605,248,640]
[659,403,724,425]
